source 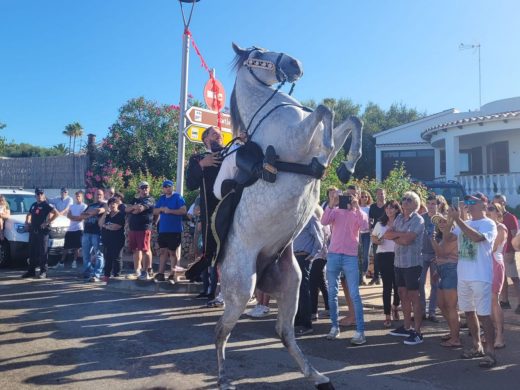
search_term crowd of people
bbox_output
[3,126,520,370]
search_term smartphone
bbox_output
[451,196,459,210]
[338,195,352,209]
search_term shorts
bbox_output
[158,232,182,251]
[128,230,151,252]
[504,252,519,278]
[64,230,83,249]
[492,260,505,294]
[457,280,492,316]
[395,265,422,290]
[437,262,458,290]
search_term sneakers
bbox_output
[195,292,209,299]
[326,326,340,340]
[71,261,77,269]
[89,276,101,282]
[351,331,367,345]
[311,313,318,321]
[154,273,166,283]
[138,270,151,281]
[515,305,520,315]
[403,330,424,345]
[389,326,413,337]
[101,276,110,283]
[167,274,175,285]
[427,315,439,323]
[245,304,270,318]
[207,293,224,308]
[295,326,313,336]
[55,262,64,269]
[37,272,47,279]
[499,300,511,309]
[126,271,140,280]
[21,271,36,278]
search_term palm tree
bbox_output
[63,122,84,154]
[63,124,74,154]
[70,122,84,154]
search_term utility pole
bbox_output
[176,0,199,195]
[459,43,481,110]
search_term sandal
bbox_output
[440,334,452,341]
[383,319,392,328]
[392,306,400,321]
[440,340,462,348]
[478,354,497,368]
[461,348,485,359]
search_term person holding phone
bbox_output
[321,188,368,345]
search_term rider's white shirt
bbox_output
[213,143,241,200]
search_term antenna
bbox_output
[459,43,481,110]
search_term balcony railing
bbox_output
[457,172,520,200]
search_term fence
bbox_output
[0,155,88,189]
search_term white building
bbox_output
[374,97,520,207]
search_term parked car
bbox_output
[0,188,70,267]
[421,180,467,205]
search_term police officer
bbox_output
[21,188,58,279]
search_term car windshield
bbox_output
[4,194,34,215]
[428,186,465,205]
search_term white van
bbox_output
[0,188,70,267]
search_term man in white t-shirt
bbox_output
[61,191,88,269]
[447,192,497,368]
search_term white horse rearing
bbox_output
[213,43,363,390]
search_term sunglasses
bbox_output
[162,185,172,188]
[464,199,477,205]
[139,186,149,190]
[487,207,497,212]
[402,197,412,203]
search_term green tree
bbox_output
[51,143,68,154]
[62,126,73,154]
[99,97,202,179]
[0,122,5,154]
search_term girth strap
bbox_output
[275,157,326,180]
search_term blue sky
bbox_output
[1,0,519,148]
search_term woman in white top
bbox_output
[359,190,373,284]
[486,202,508,349]
[371,200,402,327]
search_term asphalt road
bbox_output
[0,269,519,390]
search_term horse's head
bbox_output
[232,43,303,85]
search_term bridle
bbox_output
[243,49,289,86]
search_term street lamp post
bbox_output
[459,43,481,110]
[176,0,200,196]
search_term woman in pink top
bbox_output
[487,202,507,349]
[321,188,368,345]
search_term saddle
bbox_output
[211,141,326,266]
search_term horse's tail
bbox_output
[336,115,363,183]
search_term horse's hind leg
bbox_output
[267,246,334,389]
[216,253,256,390]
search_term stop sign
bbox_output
[203,77,226,112]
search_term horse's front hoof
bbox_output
[316,381,335,390]
[218,378,236,390]
[336,164,351,184]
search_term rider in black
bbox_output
[22,188,59,279]
[185,126,224,303]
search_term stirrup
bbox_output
[262,145,278,183]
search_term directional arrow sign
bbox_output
[185,107,232,130]
[184,124,233,145]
